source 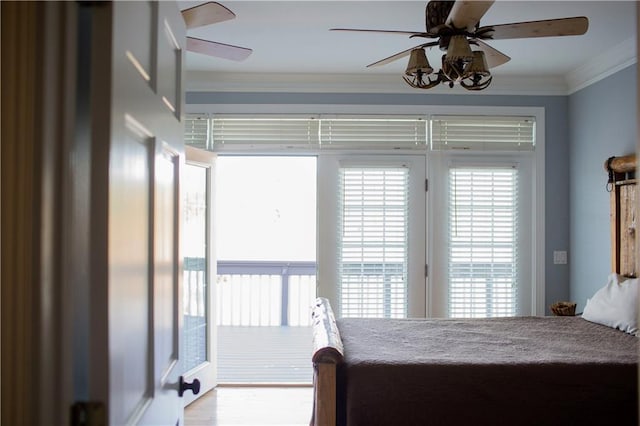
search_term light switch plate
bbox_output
[553,250,567,265]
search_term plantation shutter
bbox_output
[431,115,535,151]
[448,167,519,318]
[338,166,409,318]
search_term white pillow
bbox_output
[582,273,639,335]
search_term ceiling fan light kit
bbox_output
[404,49,492,91]
[333,0,589,91]
[446,35,473,62]
[405,48,434,76]
[468,51,490,77]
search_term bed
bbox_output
[311,154,638,426]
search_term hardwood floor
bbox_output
[184,386,314,426]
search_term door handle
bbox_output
[179,376,201,397]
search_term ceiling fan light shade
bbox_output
[405,48,433,76]
[467,51,490,76]
[445,35,473,63]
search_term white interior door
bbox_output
[101,1,191,424]
[183,146,218,405]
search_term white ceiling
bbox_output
[179,1,637,94]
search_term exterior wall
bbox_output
[568,64,638,311]
[188,90,570,314]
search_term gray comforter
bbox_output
[336,316,638,426]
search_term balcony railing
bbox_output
[217,260,317,327]
[184,258,317,327]
[184,258,316,382]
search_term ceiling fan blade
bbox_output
[478,17,588,40]
[367,42,438,68]
[186,37,252,61]
[181,2,235,29]
[445,1,495,31]
[331,28,432,37]
[472,39,510,68]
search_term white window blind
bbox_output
[338,166,409,318]
[184,115,210,149]
[319,117,426,148]
[431,115,535,151]
[211,116,320,147]
[448,167,518,318]
[185,115,427,149]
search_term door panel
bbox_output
[121,1,154,84]
[153,145,180,390]
[157,14,182,116]
[109,118,155,424]
[106,1,187,424]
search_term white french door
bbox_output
[429,153,533,318]
[317,154,427,318]
[183,146,217,405]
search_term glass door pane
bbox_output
[338,166,410,318]
[215,156,317,384]
[183,163,208,372]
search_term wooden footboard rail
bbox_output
[310,297,344,426]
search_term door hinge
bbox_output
[425,264,429,277]
[71,401,106,426]
[425,179,429,192]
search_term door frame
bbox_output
[1,2,79,425]
[183,146,218,406]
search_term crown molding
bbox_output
[186,70,569,96]
[565,36,637,95]
[186,37,637,97]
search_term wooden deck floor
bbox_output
[218,326,313,384]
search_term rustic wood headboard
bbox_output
[605,154,637,277]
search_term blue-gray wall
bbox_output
[569,64,637,311]
[187,89,571,313]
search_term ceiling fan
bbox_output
[181,2,252,61]
[331,0,588,91]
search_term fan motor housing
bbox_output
[426,1,454,33]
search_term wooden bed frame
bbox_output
[606,154,638,277]
[310,153,637,426]
[310,299,344,426]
